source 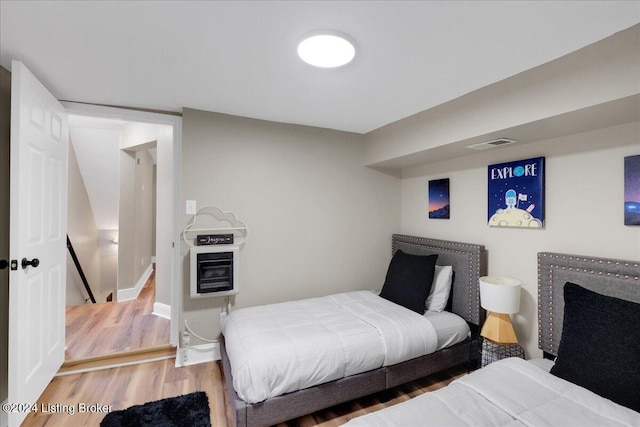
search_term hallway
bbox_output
[64,268,170,361]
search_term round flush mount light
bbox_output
[297,30,356,68]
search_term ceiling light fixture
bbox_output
[297,30,356,68]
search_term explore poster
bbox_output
[488,157,545,228]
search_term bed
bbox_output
[343,252,640,426]
[220,234,487,427]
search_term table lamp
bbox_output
[479,276,521,344]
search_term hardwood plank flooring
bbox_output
[22,359,467,427]
[65,268,170,361]
[275,364,468,427]
[21,359,227,427]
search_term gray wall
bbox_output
[98,229,118,300]
[118,150,136,292]
[66,141,101,305]
[118,149,154,293]
[180,109,400,343]
[152,165,157,257]
[0,65,10,410]
[134,150,154,279]
[154,125,176,307]
[118,122,173,308]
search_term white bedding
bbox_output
[344,357,640,427]
[424,310,470,350]
[222,290,439,404]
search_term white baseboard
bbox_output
[152,302,171,320]
[175,343,220,367]
[1,398,7,427]
[117,263,153,302]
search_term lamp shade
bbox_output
[479,276,521,314]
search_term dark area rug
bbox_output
[100,391,211,427]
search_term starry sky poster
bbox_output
[624,155,640,225]
[488,157,545,228]
[429,178,450,219]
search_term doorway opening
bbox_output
[5,62,181,425]
[62,105,180,364]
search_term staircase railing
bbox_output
[66,234,97,304]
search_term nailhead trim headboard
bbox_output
[537,252,640,357]
[392,234,487,326]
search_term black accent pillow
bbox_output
[550,282,640,412]
[379,250,437,314]
[444,270,456,312]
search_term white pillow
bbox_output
[425,265,453,312]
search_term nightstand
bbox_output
[481,339,525,367]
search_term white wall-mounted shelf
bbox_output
[182,205,249,248]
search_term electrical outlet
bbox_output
[181,331,190,364]
[186,200,197,215]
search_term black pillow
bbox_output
[550,282,640,412]
[379,250,437,314]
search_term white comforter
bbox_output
[344,357,640,427]
[222,290,438,404]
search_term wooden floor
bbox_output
[64,268,170,361]
[22,359,467,427]
[275,365,467,427]
[21,358,227,427]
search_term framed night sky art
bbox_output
[624,155,640,226]
[488,157,545,228]
[428,178,450,219]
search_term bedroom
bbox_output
[180,23,640,363]
[1,1,640,426]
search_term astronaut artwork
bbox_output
[487,157,545,228]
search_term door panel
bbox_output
[8,60,68,427]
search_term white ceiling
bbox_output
[1,1,639,134]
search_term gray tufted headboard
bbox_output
[537,252,640,357]
[392,234,487,326]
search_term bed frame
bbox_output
[537,252,640,359]
[221,234,487,427]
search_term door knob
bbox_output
[0,260,7,270]
[21,258,40,269]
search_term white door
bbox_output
[8,61,68,427]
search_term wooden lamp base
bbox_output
[481,312,518,344]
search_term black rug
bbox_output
[100,391,211,427]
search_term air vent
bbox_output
[466,138,517,150]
